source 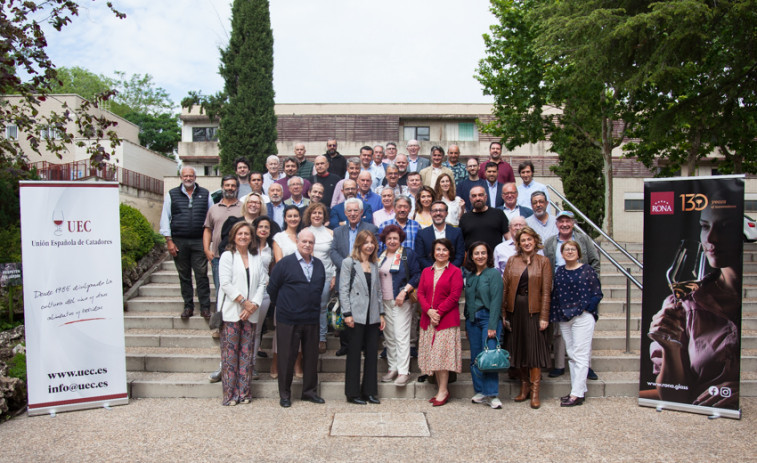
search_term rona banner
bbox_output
[20,181,128,416]
[639,175,743,420]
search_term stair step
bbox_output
[126,370,757,400]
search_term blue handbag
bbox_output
[474,343,510,372]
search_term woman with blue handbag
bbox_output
[464,241,505,409]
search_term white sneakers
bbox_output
[471,393,487,403]
[394,374,410,386]
[381,371,398,382]
[472,393,502,409]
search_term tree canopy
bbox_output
[1,1,125,165]
[48,66,180,157]
[477,0,757,236]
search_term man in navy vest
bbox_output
[160,167,214,319]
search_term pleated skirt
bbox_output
[508,293,550,369]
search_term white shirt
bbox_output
[263,172,285,195]
[487,181,499,208]
[517,180,549,209]
[493,239,517,275]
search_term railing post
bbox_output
[626,267,632,354]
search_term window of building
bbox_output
[746,194,757,212]
[203,165,219,176]
[40,126,61,140]
[403,126,429,141]
[193,127,218,142]
[458,122,475,141]
[624,192,643,211]
[5,124,18,139]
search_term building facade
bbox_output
[178,103,755,243]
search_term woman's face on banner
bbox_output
[700,206,740,269]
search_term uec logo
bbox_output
[67,220,92,233]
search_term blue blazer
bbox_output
[499,205,534,219]
[328,202,374,229]
[379,247,421,299]
[414,224,465,270]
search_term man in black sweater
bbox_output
[267,229,326,408]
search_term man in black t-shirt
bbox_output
[459,185,509,254]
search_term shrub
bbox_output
[8,351,26,383]
[120,204,156,272]
[0,225,21,263]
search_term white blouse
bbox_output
[272,232,297,259]
[309,225,335,277]
[442,196,464,226]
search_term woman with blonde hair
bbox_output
[502,226,552,409]
[340,230,385,404]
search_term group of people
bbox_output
[159,138,604,408]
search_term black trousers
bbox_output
[344,322,380,399]
[276,321,319,401]
[172,237,210,311]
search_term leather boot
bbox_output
[514,367,530,402]
[529,367,542,409]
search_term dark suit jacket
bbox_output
[409,156,431,172]
[329,221,379,279]
[414,224,465,270]
[267,253,325,325]
[328,202,374,229]
[499,204,534,219]
[484,181,506,209]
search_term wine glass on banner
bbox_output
[647,239,704,345]
[52,208,64,236]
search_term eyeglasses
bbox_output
[327,144,337,147]
[431,209,446,213]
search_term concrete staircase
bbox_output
[124,243,757,401]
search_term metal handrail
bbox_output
[544,185,642,354]
[546,185,643,270]
[546,185,643,289]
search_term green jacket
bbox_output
[464,267,503,331]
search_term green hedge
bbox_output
[120,204,164,272]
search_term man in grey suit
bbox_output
[329,197,379,356]
[406,139,430,173]
[543,210,600,380]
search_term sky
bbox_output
[39,0,497,107]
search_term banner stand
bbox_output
[638,175,744,421]
[638,398,741,420]
[20,181,129,417]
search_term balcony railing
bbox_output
[30,161,164,195]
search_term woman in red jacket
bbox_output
[417,238,464,406]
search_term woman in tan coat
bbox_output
[502,226,552,409]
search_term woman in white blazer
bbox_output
[217,221,268,406]
[339,230,385,405]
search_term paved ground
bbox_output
[1,397,755,462]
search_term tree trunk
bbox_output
[685,130,701,176]
[601,116,614,237]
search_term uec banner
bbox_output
[639,175,743,420]
[20,181,128,416]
